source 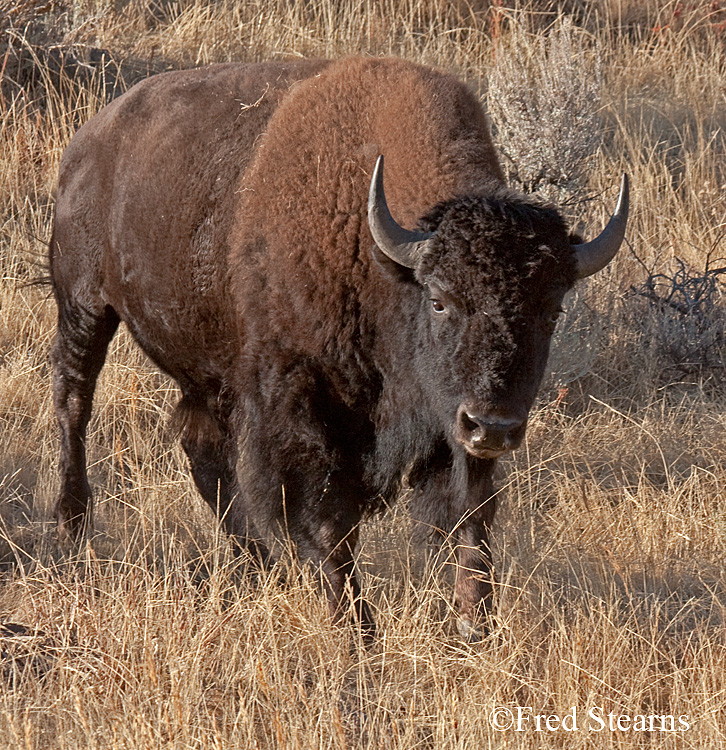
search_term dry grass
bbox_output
[1,0,725,747]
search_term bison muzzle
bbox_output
[49,57,628,639]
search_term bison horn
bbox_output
[573,174,630,279]
[368,155,433,269]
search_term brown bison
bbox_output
[50,57,628,638]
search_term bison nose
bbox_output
[455,405,527,457]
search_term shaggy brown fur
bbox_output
[51,56,592,638]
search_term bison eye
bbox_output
[431,299,448,315]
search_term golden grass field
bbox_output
[1,0,725,747]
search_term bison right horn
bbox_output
[573,174,630,279]
[368,155,432,269]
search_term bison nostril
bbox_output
[460,410,483,437]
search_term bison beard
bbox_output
[49,56,627,640]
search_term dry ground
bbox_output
[1,0,726,747]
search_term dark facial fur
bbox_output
[411,193,578,456]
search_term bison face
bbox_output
[368,156,628,458]
[411,206,575,459]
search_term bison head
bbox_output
[368,156,628,458]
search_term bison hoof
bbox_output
[456,616,490,643]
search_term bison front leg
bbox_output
[309,520,374,638]
[282,469,375,638]
[241,363,376,637]
[243,449,375,636]
[452,456,498,641]
[410,447,498,640]
[452,511,497,641]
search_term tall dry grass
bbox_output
[1,0,725,747]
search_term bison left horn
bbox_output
[573,174,629,279]
[368,155,433,269]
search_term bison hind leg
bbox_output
[174,395,269,564]
[52,302,120,540]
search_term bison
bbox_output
[50,56,628,638]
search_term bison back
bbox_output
[51,59,330,390]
